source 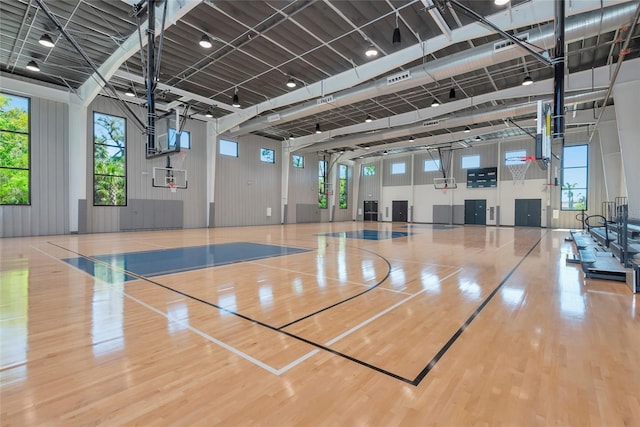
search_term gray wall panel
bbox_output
[1,96,68,237]
[296,203,321,223]
[383,155,412,186]
[214,134,281,226]
[288,152,321,223]
[85,96,207,233]
[433,205,452,224]
[453,204,465,224]
[357,160,382,221]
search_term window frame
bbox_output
[168,128,191,150]
[423,158,440,172]
[461,154,480,169]
[318,160,328,209]
[363,164,376,176]
[561,144,588,211]
[0,92,31,205]
[391,162,406,175]
[339,164,348,209]
[219,139,238,157]
[260,147,275,163]
[292,154,304,168]
[93,111,127,207]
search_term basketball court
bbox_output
[2,222,638,425]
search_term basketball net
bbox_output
[506,156,535,184]
[168,182,177,193]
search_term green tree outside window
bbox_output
[94,113,126,206]
[0,93,30,205]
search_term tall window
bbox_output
[562,145,588,210]
[0,93,30,205]
[93,113,126,206]
[292,155,304,168]
[363,164,375,176]
[318,160,327,209]
[339,164,347,209]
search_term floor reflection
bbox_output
[0,266,28,384]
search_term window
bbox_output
[318,160,327,209]
[505,149,527,165]
[260,148,275,163]
[0,93,30,205]
[339,164,347,209]
[219,139,238,157]
[292,155,304,168]
[562,145,588,210]
[461,154,480,169]
[391,162,406,174]
[363,164,375,176]
[424,158,440,172]
[168,129,191,149]
[93,112,126,206]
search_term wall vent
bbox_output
[493,33,530,52]
[422,119,440,127]
[267,114,280,123]
[317,95,334,105]
[387,70,411,85]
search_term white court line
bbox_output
[385,257,460,269]
[324,268,463,346]
[31,245,319,376]
[247,261,412,296]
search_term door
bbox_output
[392,200,408,222]
[464,199,486,225]
[515,199,541,227]
[364,201,378,222]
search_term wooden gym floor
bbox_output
[1,222,639,425]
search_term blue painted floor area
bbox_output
[401,224,459,230]
[63,242,310,282]
[319,230,412,240]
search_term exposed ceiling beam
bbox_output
[78,0,200,106]
[421,0,453,41]
[227,2,638,137]
[293,57,640,153]
[217,0,628,134]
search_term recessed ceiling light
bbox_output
[39,34,55,48]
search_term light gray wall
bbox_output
[383,155,412,186]
[214,133,281,227]
[287,152,320,223]
[357,160,382,221]
[414,151,445,185]
[332,162,354,222]
[85,96,207,233]
[1,96,69,237]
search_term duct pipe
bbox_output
[553,0,566,139]
[147,0,156,155]
[230,3,637,137]
[299,90,607,153]
[589,1,640,142]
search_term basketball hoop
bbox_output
[506,156,536,184]
[168,182,177,193]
